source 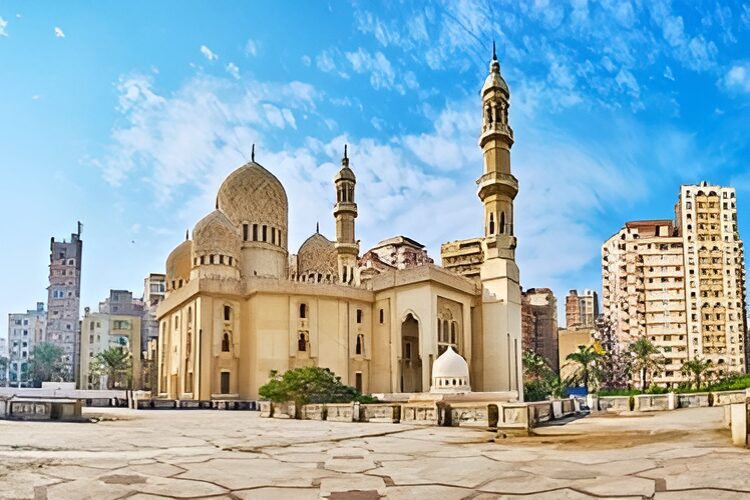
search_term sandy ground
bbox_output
[0,406,748,499]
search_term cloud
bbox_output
[225,62,240,80]
[0,17,7,37]
[54,27,65,38]
[244,39,257,57]
[663,65,675,80]
[722,63,750,93]
[345,48,407,93]
[200,45,218,61]
[301,55,311,66]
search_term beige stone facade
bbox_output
[156,50,523,400]
[602,183,747,385]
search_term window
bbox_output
[488,213,495,235]
[243,224,249,241]
[299,303,307,319]
[404,342,412,360]
[298,332,307,351]
[379,308,384,324]
[262,225,267,242]
[271,227,276,245]
[224,305,232,322]
[252,224,258,241]
[220,372,230,394]
[222,333,230,352]
[356,309,363,324]
[355,372,363,393]
[356,334,364,355]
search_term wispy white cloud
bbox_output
[0,17,8,37]
[663,65,675,80]
[54,26,65,38]
[225,62,240,80]
[244,39,257,57]
[200,45,218,61]
[722,63,750,93]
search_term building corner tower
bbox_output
[477,45,523,398]
[333,145,360,285]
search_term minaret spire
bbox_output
[316,221,319,233]
[185,229,189,241]
[251,144,255,162]
[492,40,497,61]
[342,144,349,167]
[333,143,359,285]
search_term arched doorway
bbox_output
[400,313,422,392]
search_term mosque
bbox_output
[156,49,523,401]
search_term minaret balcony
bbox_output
[479,124,514,147]
[333,202,357,216]
[476,172,518,199]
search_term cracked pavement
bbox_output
[0,406,747,499]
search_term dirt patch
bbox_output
[500,428,729,450]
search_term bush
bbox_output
[597,388,641,397]
[524,380,550,402]
[645,385,670,394]
[258,367,376,417]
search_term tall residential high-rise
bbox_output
[7,302,46,387]
[602,183,747,385]
[79,290,143,390]
[565,289,599,328]
[46,223,83,382]
[521,288,559,372]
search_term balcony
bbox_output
[476,172,519,199]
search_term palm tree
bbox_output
[92,347,132,389]
[629,337,664,391]
[681,357,712,390]
[564,345,602,391]
[28,342,68,387]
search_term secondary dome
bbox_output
[166,239,192,288]
[482,59,509,96]
[297,231,337,278]
[192,210,240,260]
[216,160,288,233]
[431,346,471,393]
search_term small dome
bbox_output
[335,166,356,182]
[432,346,469,379]
[193,210,240,260]
[216,161,288,237]
[297,232,337,278]
[166,239,192,286]
[482,60,509,96]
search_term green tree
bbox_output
[522,350,566,401]
[259,367,375,418]
[28,342,68,387]
[564,345,602,391]
[681,357,712,390]
[629,337,665,392]
[91,347,133,389]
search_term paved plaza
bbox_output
[0,406,748,499]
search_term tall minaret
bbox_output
[333,145,359,285]
[477,44,523,399]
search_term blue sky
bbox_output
[2,0,750,339]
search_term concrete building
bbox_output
[6,303,46,387]
[141,273,166,392]
[45,224,83,382]
[521,288,559,372]
[558,326,596,381]
[565,289,599,328]
[602,183,747,385]
[156,48,524,400]
[79,290,143,390]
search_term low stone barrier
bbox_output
[326,403,358,422]
[271,401,295,419]
[598,396,632,412]
[677,392,711,408]
[178,400,212,409]
[300,404,326,420]
[729,402,748,446]
[360,403,400,423]
[259,401,273,417]
[448,402,497,428]
[713,391,745,406]
[552,399,577,419]
[401,403,438,425]
[633,393,674,412]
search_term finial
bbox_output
[251,144,255,162]
[316,222,320,233]
[492,40,497,61]
[341,143,349,167]
[185,229,189,241]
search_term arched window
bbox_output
[298,333,307,352]
[379,309,384,324]
[500,212,506,234]
[224,305,232,322]
[221,333,230,352]
[450,322,457,344]
[356,334,364,355]
[299,303,307,319]
[262,225,267,242]
[488,213,495,235]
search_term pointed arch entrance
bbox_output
[400,313,422,393]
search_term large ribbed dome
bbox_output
[216,161,288,232]
[193,210,240,259]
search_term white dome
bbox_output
[432,346,469,379]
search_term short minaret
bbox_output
[477,44,524,399]
[333,145,359,285]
